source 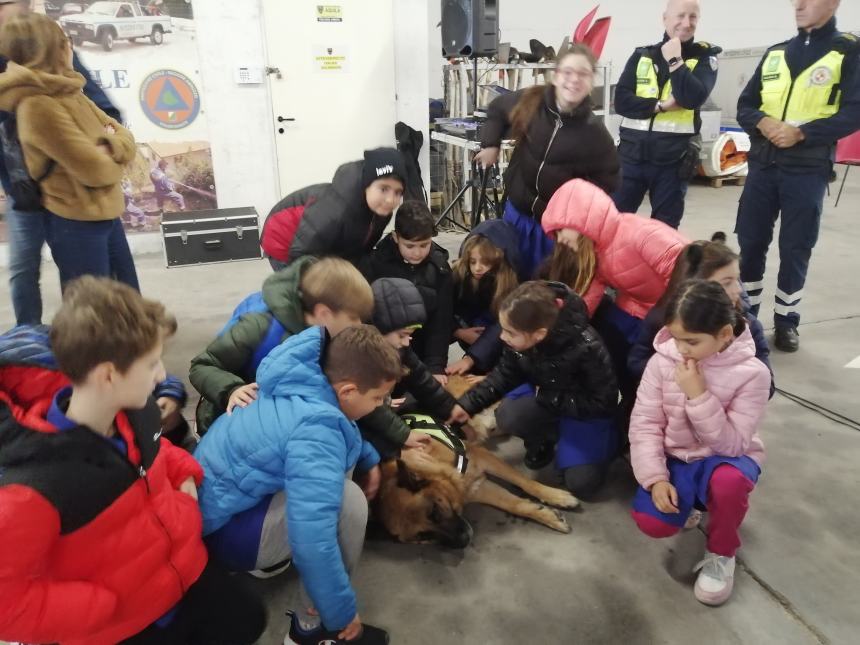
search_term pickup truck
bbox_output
[60,1,172,51]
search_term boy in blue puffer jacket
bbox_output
[194,325,402,645]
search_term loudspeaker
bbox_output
[441,0,498,58]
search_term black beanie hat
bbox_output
[371,278,426,334]
[362,147,407,189]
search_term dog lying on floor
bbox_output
[443,374,499,442]
[375,412,578,548]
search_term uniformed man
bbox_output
[612,0,720,228]
[735,0,859,352]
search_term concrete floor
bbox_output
[1,172,859,644]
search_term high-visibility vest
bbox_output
[759,46,846,126]
[620,56,699,134]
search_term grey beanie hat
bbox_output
[371,278,426,334]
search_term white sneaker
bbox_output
[693,551,736,606]
[684,509,703,530]
[249,558,291,579]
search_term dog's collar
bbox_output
[401,414,469,474]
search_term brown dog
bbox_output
[444,374,500,442]
[376,415,578,548]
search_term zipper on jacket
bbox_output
[532,111,563,213]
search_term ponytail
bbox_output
[659,235,740,307]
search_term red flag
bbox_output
[573,5,599,43]
[583,16,611,59]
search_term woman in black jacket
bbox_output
[475,44,619,280]
[450,281,619,499]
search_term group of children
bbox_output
[0,148,775,644]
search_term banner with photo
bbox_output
[25,0,217,235]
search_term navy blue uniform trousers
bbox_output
[734,160,829,329]
[613,160,687,229]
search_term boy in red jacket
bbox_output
[0,277,265,645]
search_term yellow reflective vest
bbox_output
[620,56,699,134]
[759,46,846,126]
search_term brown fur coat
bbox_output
[0,63,135,220]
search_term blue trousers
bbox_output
[734,161,829,329]
[6,207,50,325]
[612,160,687,229]
[46,214,140,291]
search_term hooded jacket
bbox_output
[0,63,135,221]
[261,161,391,265]
[479,85,619,220]
[0,332,206,645]
[541,179,689,318]
[361,234,453,373]
[189,256,316,433]
[629,326,770,490]
[458,283,618,419]
[193,327,379,631]
[454,219,522,372]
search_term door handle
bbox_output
[277,116,296,122]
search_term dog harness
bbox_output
[401,414,469,474]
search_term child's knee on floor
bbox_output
[631,510,683,539]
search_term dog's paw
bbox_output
[541,488,580,510]
[542,508,571,534]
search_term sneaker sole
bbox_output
[694,578,734,606]
[249,560,292,579]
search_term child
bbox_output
[194,325,400,645]
[361,200,453,378]
[450,281,619,498]
[189,256,373,434]
[0,277,265,645]
[261,147,407,269]
[365,277,458,456]
[629,279,771,606]
[447,219,521,375]
[628,233,774,396]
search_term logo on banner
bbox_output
[139,70,201,129]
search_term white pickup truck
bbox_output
[60,1,172,52]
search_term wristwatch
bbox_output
[667,56,683,68]
[656,100,665,113]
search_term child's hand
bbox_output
[227,382,258,413]
[675,359,706,400]
[650,481,679,514]
[390,397,406,409]
[358,465,381,501]
[446,356,475,375]
[179,476,198,501]
[404,430,431,451]
[339,613,363,641]
[465,374,486,386]
[454,327,485,345]
[447,404,470,425]
[433,373,449,387]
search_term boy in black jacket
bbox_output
[359,278,457,458]
[361,202,453,378]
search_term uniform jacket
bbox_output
[0,63,135,221]
[479,85,619,220]
[262,161,391,265]
[541,179,689,318]
[458,284,618,419]
[0,335,206,645]
[361,234,453,373]
[629,325,770,490]
[194,326,379,631]
[737,18,860,169]
[615,35,720,164]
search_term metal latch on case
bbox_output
[236,225,244,240]
[180,230,188,245]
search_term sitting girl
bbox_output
[450,281,618,499]
[628,233,773,396]
[629,279,771,606]
[447,219,521,376]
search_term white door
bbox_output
[262,0,397,195]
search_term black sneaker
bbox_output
[284,610,390,645]
[774,326,799,353]
[524,440,555,470]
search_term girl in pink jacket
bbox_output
[629,279,771,607]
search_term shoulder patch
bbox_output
[709,55,719,71]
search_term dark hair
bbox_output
[394,201,435,241]
[499,281,560,333]
[664,279,747,337]
[659,232,739,307]
[323,325,404,392]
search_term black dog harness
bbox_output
[400,414,469,474]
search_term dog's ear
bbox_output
[396,459,430,493]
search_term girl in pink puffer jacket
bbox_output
[629,279,771,608]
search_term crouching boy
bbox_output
[195,325,401,645]
[0,277,265,645]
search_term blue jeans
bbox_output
[46,214,140,291]
[6,207,49,325]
